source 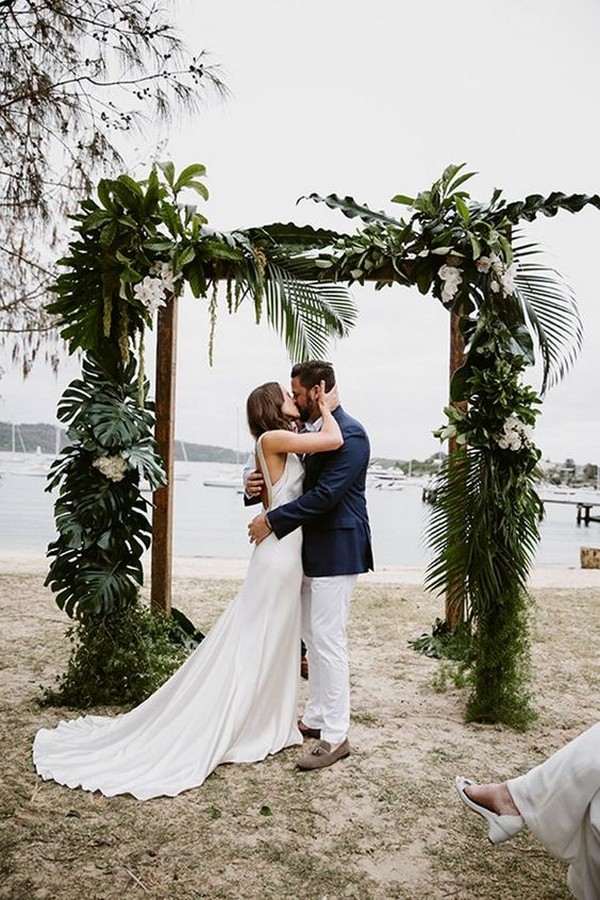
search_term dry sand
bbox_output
[1,554,600,899]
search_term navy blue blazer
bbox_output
[267,406,374,578]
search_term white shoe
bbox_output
[455,776,524,844]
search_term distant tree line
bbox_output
[0,421,239,464]
[1,422,597,481]
[542,458,599,486]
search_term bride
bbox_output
[33,380,342,800]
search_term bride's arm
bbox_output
[261,383,343,455]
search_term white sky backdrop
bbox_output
[1,0,599,463]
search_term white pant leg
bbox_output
[508,723,600,900]
[300,575,322,729]
[300,574,357,745]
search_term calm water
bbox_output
[1,454,599,568]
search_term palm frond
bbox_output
[425,449,542,617]
[262,262,357,361]
[513,239,583,393]
[424,449,476,611]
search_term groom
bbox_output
[248,361,373,770]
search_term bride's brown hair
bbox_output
[246,382,292,439]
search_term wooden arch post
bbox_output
[446,308,467,630]
[151,292,178,614]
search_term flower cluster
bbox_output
[434,422,457,442]
[494,415,534,451]
[432,405,466,444]
[92,454,128,482]
[476,254,518,296]
[438,263,463,303]
[133,262,181,315]
[151,260,181,291]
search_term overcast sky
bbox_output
[1,0,599,463]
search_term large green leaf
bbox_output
[247,223,343,253]
[501,191,600,225]
[302,193,405,228]
[424,448,542,610]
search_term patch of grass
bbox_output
[351,709,380,727]
[430,660,468,693]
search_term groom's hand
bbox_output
[248,513,272,545]
[245,469,264,499]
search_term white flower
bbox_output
[500,262,518,296]
[151,260,182,294]
[93,454,128,482]
[133,275,167,315]
[438,264,463,303]
[134,263,182,315]
[437,424,457,441]
[489,253,504,274]
[494,415,534,452]
[479,253,518,298]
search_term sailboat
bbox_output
[202,473,244,491]
[140,440,191,493]
[8,425,53,476]
[174,440,191,481]
[202,409,245,492]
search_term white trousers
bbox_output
[509,723,600,900]
[300,573,357,746]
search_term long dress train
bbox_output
[33,447,304,800]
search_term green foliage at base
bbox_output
[40,602,191,709]
[466,590,536,732]
[411,606,535,729]
[409,617,473,661]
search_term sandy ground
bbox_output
[1,554,600,899]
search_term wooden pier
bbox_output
[541,496,600,525]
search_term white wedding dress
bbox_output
[33,445,305,800]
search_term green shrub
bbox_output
[40,602,191,709]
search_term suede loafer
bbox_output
[297,738,351,770]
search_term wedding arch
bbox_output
[45,162,599,724]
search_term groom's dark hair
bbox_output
[291,360,335,392]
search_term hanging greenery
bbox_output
[44,163,357,706]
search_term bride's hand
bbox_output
[317,380,339,414]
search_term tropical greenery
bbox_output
[46,352,165,619]
[44,162,356,705]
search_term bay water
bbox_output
[1,453,599,569]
